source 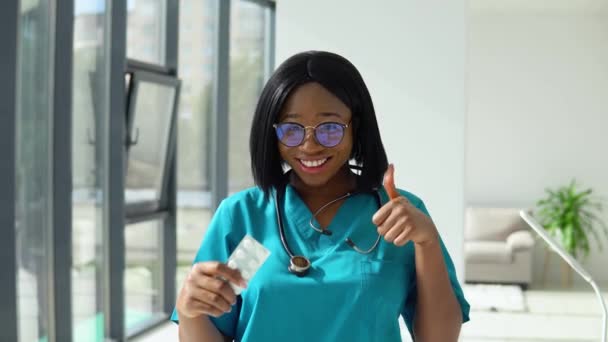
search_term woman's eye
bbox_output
[285,126,299,134]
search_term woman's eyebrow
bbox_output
[282,111,343,120]
[318,112,342,118]
[279,112,342,121]
[283,113,300,119]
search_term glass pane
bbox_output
[125,220,163,329]
[127,0,166,65]
[229,1,268,193]
[176,0,217,293]
[15,1,53,341]
[125,81,176,205]
[72,1,108,340]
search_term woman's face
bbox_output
[277,82,354,188]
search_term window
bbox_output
[175,0,217,293]
[125,0,180,335]
[122,69,179,333]
[125,71,180,211]
[228,0,269,193]
[5,0,275,339]
[125,219,164,329]
[15,1,53,341]
[127,0,166,65]
[71,0,109,339]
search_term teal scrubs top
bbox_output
[172,185,470,341]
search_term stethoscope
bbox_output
[273,183,383,277]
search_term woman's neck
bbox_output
[290,165,357,202]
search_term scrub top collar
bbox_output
[282,184,371,243]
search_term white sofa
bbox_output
[464,207,535,287]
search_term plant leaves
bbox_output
[535,180,608,261]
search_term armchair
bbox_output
[464,207,535,287]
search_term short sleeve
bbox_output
[400,198,471,339]
[170,199,241,338]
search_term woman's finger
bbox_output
[197,275,237,305]
[383,223,406,243]
[181,285,231,318]
[377,210,407,236]
[393,226,413,246]
[197,300,226,318]
[199,288,233,313]
[372,201,395,226]
[195,261,247,288]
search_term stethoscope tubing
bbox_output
[273,185,383,276]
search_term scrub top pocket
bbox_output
[361,259,410,291]
[360,259,412,340]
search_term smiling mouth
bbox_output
[297,157,330,168]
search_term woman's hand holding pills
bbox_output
[177,261,247,318]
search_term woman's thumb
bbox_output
[383,163,399,200]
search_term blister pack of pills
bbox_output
[226,235,271,295]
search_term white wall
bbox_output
[467,3,608,284]
[275,1,466,274]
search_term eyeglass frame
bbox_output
[272,120,351,148]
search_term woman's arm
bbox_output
[413,240,462,341]
[375,166,465,340]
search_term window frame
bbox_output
[0,0,20,341]
[124,65,181,217]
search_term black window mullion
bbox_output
[106,0,128,340]
[163,0,179,306]
[263,2,276,81]
[165,0,179,75]
[0,0,20,341]
[162,0,179,319]
[163,158,177,315]
[50,0,74,341]
[211,0,231,211]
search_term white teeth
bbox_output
[300,158,328,168]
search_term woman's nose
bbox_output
[300,128,323,151]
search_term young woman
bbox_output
[174,51,470,341]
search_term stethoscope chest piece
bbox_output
[288,255,311,277]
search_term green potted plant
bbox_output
[535,180,608,286]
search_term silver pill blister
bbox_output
[226,235,270,295]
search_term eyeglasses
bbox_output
[273,121,350,148]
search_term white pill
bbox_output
[254,248,268,260]
[248,260,258,270]
[242,239,253,250]
[242,269,251,279]
[235,249,245,260]
[227,260,238,269]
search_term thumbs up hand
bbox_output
[372,164,439,247]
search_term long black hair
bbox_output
[249,51,388,195]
